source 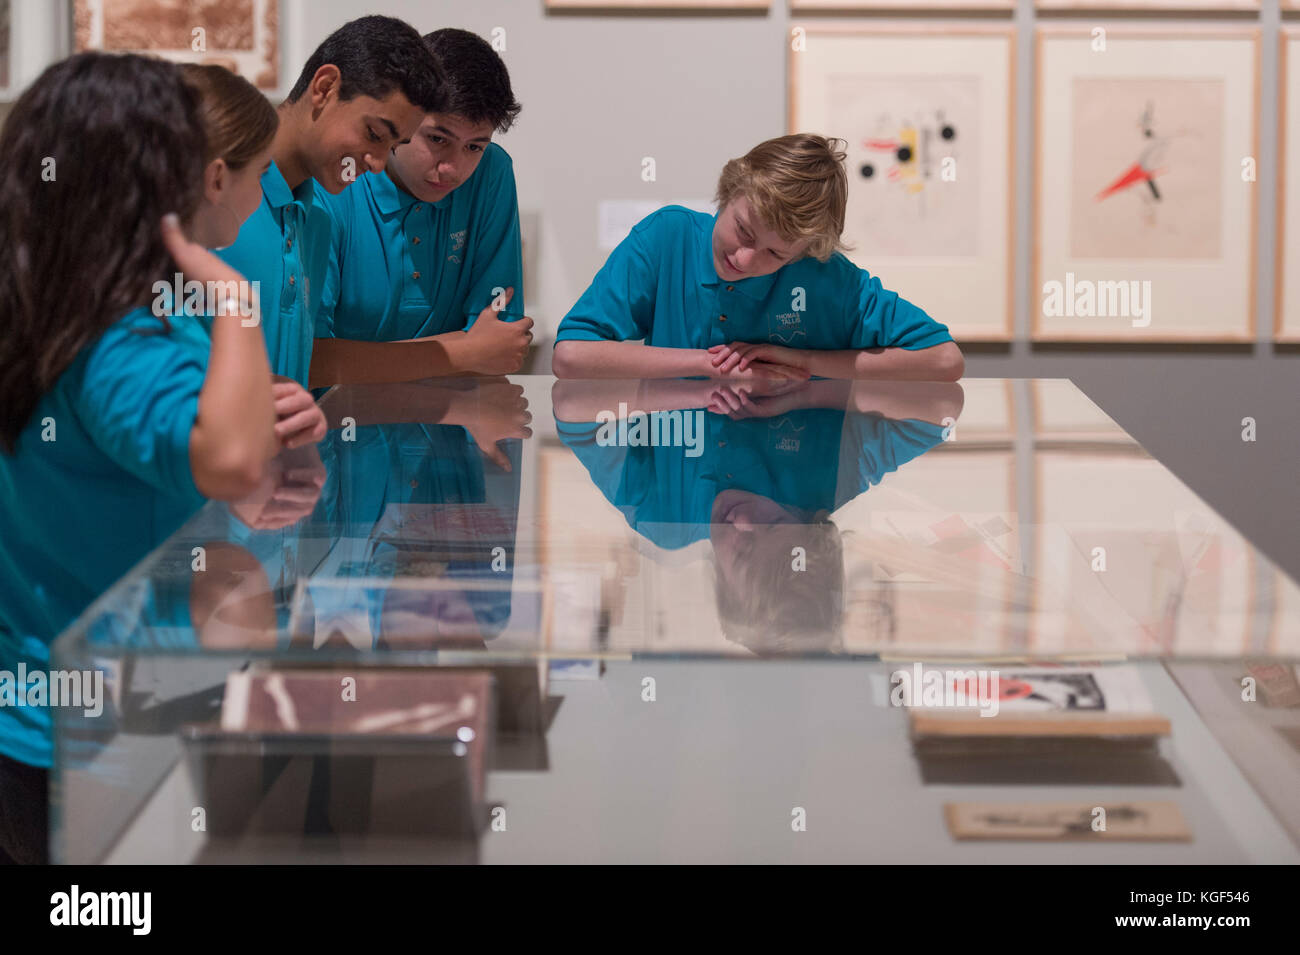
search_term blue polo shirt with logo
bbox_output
[0,307,210,767]
[555,205,952,352]
[556,406,946,551]
[218,160,330,386]
[314,143,525,342]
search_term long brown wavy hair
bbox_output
[0,52,207,453]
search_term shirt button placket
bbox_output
[406,202,432,291]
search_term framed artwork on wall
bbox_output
[789,24,1016,342]
[545,1,770,8]
[1030,378,1139,447]
[792,1,1012,11]
[1034,26,1258,342]
[72,0,279,90]
[1277,28,1300,342]
[1269,564,1300,656]
[838,456,1024,657]
[836,380,1021,655]
[1036,1,1257,10]
[1033,449,1260,655]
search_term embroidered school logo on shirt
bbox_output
[768,415,804,454]
[768,311,806,345]
[448,229,467,264]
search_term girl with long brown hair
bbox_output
[0,54,295,863]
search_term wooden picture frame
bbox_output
[789,23,1016,342]
[792,1,1012,11]
[1269,565,1300,657]
[839,454,1024,656]
[1033,448,1259,656]
[1030,378,1139,447]
[1277,28,1300,342]
[537,441,637,658]
[945,801,1192,842]
[837,380,1021,655]
[545,0,770,8]
[1036,0,1258,10]
[72,0,279,90]
[1034,26,1259,342]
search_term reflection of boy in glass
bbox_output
[117,380,528,654]
[553,378,962,654]
[707,488,844,654]
[294,379,531,650]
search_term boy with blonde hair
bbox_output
[553,134,963,381]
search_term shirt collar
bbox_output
[262,160,315,210]
[371,168,455,216]
[371,168,417,216]
[696,210,780,300]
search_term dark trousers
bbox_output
[0,753,48,864]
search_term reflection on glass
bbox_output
[62,378,535,657]
[552,378,957,654]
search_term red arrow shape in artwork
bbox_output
[1096,162,1160,201]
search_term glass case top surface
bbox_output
[49,376,1300,664]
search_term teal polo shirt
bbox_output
[314,143,525,341]
[218,160,330,385]
[0,307,210,767]
[556,205,953,352]
[556,406,946,551]
[300,421,523,644]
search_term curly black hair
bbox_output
[424,28,521,134]
[287,15,446,114]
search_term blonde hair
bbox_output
[714,133,849,263]
[713,514,844,655]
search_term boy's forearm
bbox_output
[849,380,966,424]
[551,378,718,421]
[553,339,709,379]
[766,379,959,416]
[801,342,964,381]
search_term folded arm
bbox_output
[552,339,810,381]
[710,339,964,382]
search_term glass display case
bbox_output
[48,376,1300,863]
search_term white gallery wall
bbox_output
[2,2,1298,581]
[2,1,1294,354]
